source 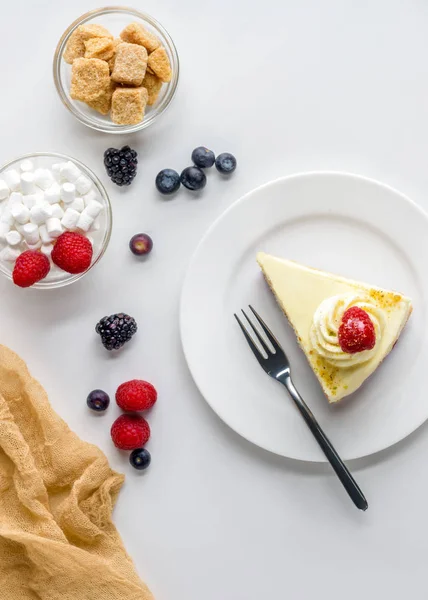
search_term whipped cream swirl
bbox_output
[309,293,385,367]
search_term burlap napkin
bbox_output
[0,345,154,599]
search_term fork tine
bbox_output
[248,305,282,352]
[241,309,271,356]
[234,313,266,367]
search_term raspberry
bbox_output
[51,232,93,274]
[12,251,50,287]
[110,415,150,450]
[116,380,157,411]
[338,306,376,354]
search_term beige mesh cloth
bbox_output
[0,345,153,600]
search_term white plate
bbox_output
[180,173,428,461]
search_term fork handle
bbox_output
[282,376,368,511]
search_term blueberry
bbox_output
[191,146,215,168]
[155,169,181,195]
[180,166,207,191]
[130,448,151,470]
[215,152,237,174]
[87,389,110,412]
[129,233,153,256]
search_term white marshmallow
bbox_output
[11,204,30,225]
[44,183,61,204]
[20,172,36,195]
[1,208,14,226]
[0,246,20,262]
[3,170,20,192]
[20,159,34,173]
[5,230,22,246]
[38,225,49,244]
[34,168,54,191]
[85,200,103,219]
[34,192,45,206]
[83,190,97,206]
[51,163,62,183]
[76,211,94,232]
[75,175,92,195]
[30,203,52,225]
[26,240,42,251]
[8,192,24,207]
[0,180,9,200]
[41,244,54,256]
[61,208,80,230]
[0,222,11,241]
[90,219,101,232]
[69,197,85,212]
[39,224,54,244]
[46,218,63,238]
[23,194,38,209]
[60,161,82,183]
[60,182,76,204]
[50,204,65,219]
[22,223,40,245]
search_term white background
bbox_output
[2,1,428,598]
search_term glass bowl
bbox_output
[0,152,112,290]
[53,6,179,133]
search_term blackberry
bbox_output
[95,313,138,351]
[104,146,138,187]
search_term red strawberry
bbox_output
[338,306,376,353]
[12,251,50,287]
[116,380,157,412]
[51,232,93,274]
[110,415,150,450]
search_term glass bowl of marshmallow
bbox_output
[0,152,112,289]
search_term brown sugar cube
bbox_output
[79,23,113,40]
[111,87,149,125]
[87,81,116,115]
[64,24,113,64]
[120,22,160,53]
[142,72,162,105]
[70,58,110,103]
[147,47,172,83]
[111,42,148,86]
[108,38,124,72]
[84,37,115,61]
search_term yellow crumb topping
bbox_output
[311,356,340,395]
[368,289,402,310]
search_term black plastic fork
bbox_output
[235,305,368,511]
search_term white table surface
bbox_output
[2,1,428,598]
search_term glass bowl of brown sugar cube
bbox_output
[54,7,179,133]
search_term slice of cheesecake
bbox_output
[257,252,412,402]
